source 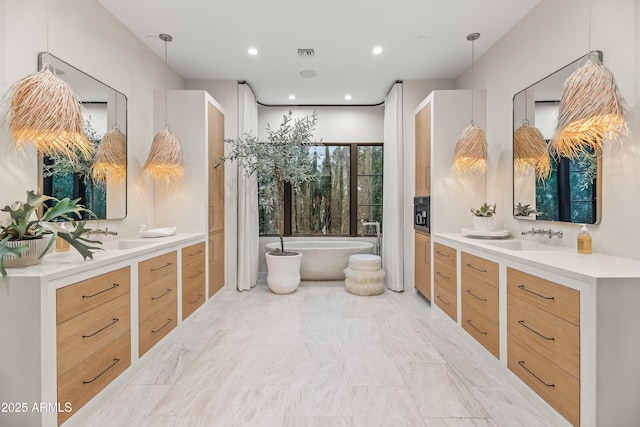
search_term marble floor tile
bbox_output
[438,344,505,388]
[469,386,554,427]
[283,416,354,427]
[285,361,352,417]
[350,385,425,427]
[424,418,498,427]
[215,384,289,426]
[344,343,405,386]
[340,318,383,345]
[129,342,197,385]
[139,415,213,427]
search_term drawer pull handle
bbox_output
[82,283,119,299]
[466,319,487,335]
[517,284,555,300]
[436,250,450,258]
[83,358,120,384]
[152,318,173,333]
[189,294,204,304]
[189,250,204,257]
[436,295,450,306]
[151,288,173,300]
[188,270,203,279]
[518,361,555,387]
[465,289,487,302]
[436,271,450,280]
[466,263,487,273]
[518,320,555,341]
[151,262,173,272]
[82,318,119,338]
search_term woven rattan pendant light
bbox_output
[514,89,551,181]
[552,2,628,159]
[143,33,184,183]
[92,95,126,183]
[6,0,92,164]
[454,33,487,176]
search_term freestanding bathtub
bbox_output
[265,240,374,281]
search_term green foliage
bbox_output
[514,203,541,217]
[470,203,496,217]
[0,191,103,276]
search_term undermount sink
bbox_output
[482,240,559,251]
[101,239,153,250]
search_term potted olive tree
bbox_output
[220,110,319,294]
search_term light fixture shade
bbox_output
[92,126,126,183]
[552,56,628,159]
[514,122,551,180]
[7,66,94,163]
[454,123,487,175]
[143,127,184,183]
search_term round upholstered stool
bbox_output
[344,254,385,296]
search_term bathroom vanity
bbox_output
[430,233,640,427]
[0,233,210,427]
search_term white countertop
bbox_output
[2,233,205,282]
[435,233,640,283]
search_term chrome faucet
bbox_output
[361,220,381,255]
[521,227,562,239]
[86,227,118,236]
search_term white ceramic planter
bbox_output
[265,251,303,294]
[3,238,52,268]
[473,216,497,232]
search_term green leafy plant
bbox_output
[470,202,496,217]
[0,191,103,275]
[218,110,319,253]
[514,202,541,217]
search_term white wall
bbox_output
[457,0,640,259]
[0,0,183,236]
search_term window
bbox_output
[258,143,383,236]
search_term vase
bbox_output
[473,216,497,232]
[265,251,302,294]
[3,238,52,268]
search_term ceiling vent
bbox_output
[297,48,315,58]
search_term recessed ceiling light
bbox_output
[248,47,258,55]
[299,69,317,78]
[288,95,296,100]
[345,94,352,100]
[372,46,383,55]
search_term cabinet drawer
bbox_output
[461,272,498,325]
[139,298,177,356]
[508,295,579,379]
[434,282,457,321]
[507,268,579,325]
[508,334,579,426]
[139,251,177,287]
[182,281,206,320]
[434,243,456,267]
[57,267,130,324]
[461,252,498,287]
[183,256,206,294]
[57,292,130,376]
[462,304,499,358]
[434,261,456,296]
[57,331,130,425]
[182,242,205,267]
[139,273,177,324]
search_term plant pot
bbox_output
[265,251,302,294]
[3,238,52,268]
[473,216,497,232]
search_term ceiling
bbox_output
[97,0,540,105]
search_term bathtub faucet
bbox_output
[361,220,381,255]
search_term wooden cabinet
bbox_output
[415,102,431,196]
[414,231,431,300]
[56,267,131,425]
[461,252,499,358]
[182,242,206,320]
[433,242,456,321]
[209,230,225,297]
[507,267,580,426]
[138,252,177,356]
[208,102,225,296]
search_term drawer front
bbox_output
[139,273,177,324]
[433,261,456,296]
[461,252,498,287]
[183,257,206,294]
[182,281,206,320]
[434,281,457,321]
[57,292,130,376]
[57,267,130,324]
[434,243,456,267]
[139,298,177,356]
[508,334,580,427]
[57,331,131,425]
[507,268,579,326]
[208,231,224,297]
[508,295,580,379]
[182,242,205,267]
[462,304,499,358]
[461,272,498,325]
[139,251,178,286]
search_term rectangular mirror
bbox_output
[512,52,602,224]
[38,52,127,220]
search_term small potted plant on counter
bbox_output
[0,191,103,276]
[470,202,497,231]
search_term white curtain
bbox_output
[382,82,404,292]
[236,84,259,291]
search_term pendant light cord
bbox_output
[164,38,168,127]
[470,37,475,124]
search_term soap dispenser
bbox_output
[56,223,70,252]
[577,224,592,254]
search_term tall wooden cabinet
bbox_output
[208,103,225,297]
[414,231,431,300]
[415,102,431,197]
